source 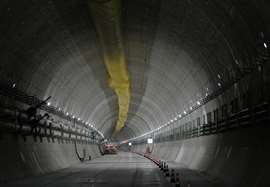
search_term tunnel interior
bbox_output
[0,0,270,186]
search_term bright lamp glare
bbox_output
[128,142,132,146]
[147,138,153,144]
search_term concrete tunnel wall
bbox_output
[133,126,270,186]
[0,133,101,182]
[0,0,270,186]
[131,72,270,186]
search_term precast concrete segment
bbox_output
[0,134,101,181]
[5,152,172,187]
[88,0,130,135]
[133,125,270,186]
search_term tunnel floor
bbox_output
[4,152,225,187]
[5,152,173,187]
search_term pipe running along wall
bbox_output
[88,0,130,136]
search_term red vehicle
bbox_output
[104,144,118,154]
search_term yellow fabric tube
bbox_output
[88,0,130,136]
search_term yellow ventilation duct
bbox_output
[88,0,130,135]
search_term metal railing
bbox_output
[0,83,92,130]
[154,102,269,143]
[0,107,98,144]
[0,83,101,144]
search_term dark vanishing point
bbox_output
[0,0,269,186]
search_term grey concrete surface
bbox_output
[4,152,172,187]
[133,125,270,187]
[1,0,269,139]
[0,0,270,186]
[0,134,101,182]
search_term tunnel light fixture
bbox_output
[72,115,75,119]
[174,117,177,121]
[264,42,268,49]
[58,108,61,111]
[147,138,153,144]
[184,111,187,115]
[78,118,81,121]
[178,114,182,118]
[197,101,201,105]
[128,142,132,146]
[66,112,69,116]
[12,83,16,88]
[190,107,193,110]
[47,102,51,106]
[170,119,173,123]
[218,82,221,87]
[217,74,221,79]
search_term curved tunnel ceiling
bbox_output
[0,0,269,141]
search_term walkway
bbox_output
[6,152,172,187]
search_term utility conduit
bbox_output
[88,0,130,135]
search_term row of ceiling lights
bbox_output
[11,40,268,143]
[10,74,224,142]
[125,95,204,143]
[123,73,225,144]
[47,102,93,125]
[126,41,269,143]
[46,101,104,138]
[10,82,105,139]
[147,74,224,135]
[10,73,221,142]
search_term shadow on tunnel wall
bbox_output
[52,0,117,134]
[53,0,162,138]
[122,0,161,133]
